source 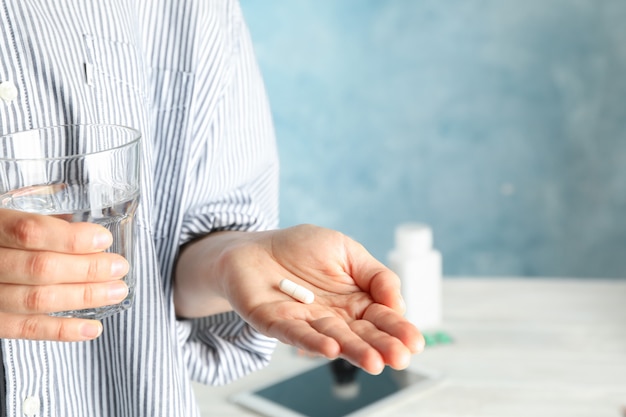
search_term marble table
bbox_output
[193,278,626,417]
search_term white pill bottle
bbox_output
[387,223,442,330]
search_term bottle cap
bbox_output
[394,223,433,255]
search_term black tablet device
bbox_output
[231,359,439,417]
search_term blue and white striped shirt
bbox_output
[0,1,280,416]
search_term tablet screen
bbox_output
[232,359,437,417]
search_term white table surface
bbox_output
[193,278,626,417]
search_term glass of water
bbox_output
[0,124,141,319]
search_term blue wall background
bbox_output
[240,0,626,278]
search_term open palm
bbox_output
[221,225,424,375]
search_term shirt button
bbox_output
[22,396,40,416]
[0,80,18,102]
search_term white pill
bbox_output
[279,278,315,304]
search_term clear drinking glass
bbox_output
[0,124,141,319]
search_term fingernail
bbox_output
[108,281,129,301]
[80,321,103,339]
[396,352,412,370]
[398,296,406,313]
[110,259,129,277]
[415,334,426,352]
[93,232,112,249]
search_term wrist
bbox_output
[174,231,244,318]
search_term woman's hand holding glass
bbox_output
[0,209,129,341]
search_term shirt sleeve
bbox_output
[180,2,279,241]
[176,312,277,386]
[173,1,280,385]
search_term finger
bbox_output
[0,312,103,341]
[0,280,129,314]
[367,269,406,313]
[310,316,385,375]
[345,239,405,313]
[0,249,129,284]
[266,318,340,359]
[0,209,113,253]
[350,319,413,370]
[362,303,425,354]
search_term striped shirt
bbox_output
[0,1,280,416]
